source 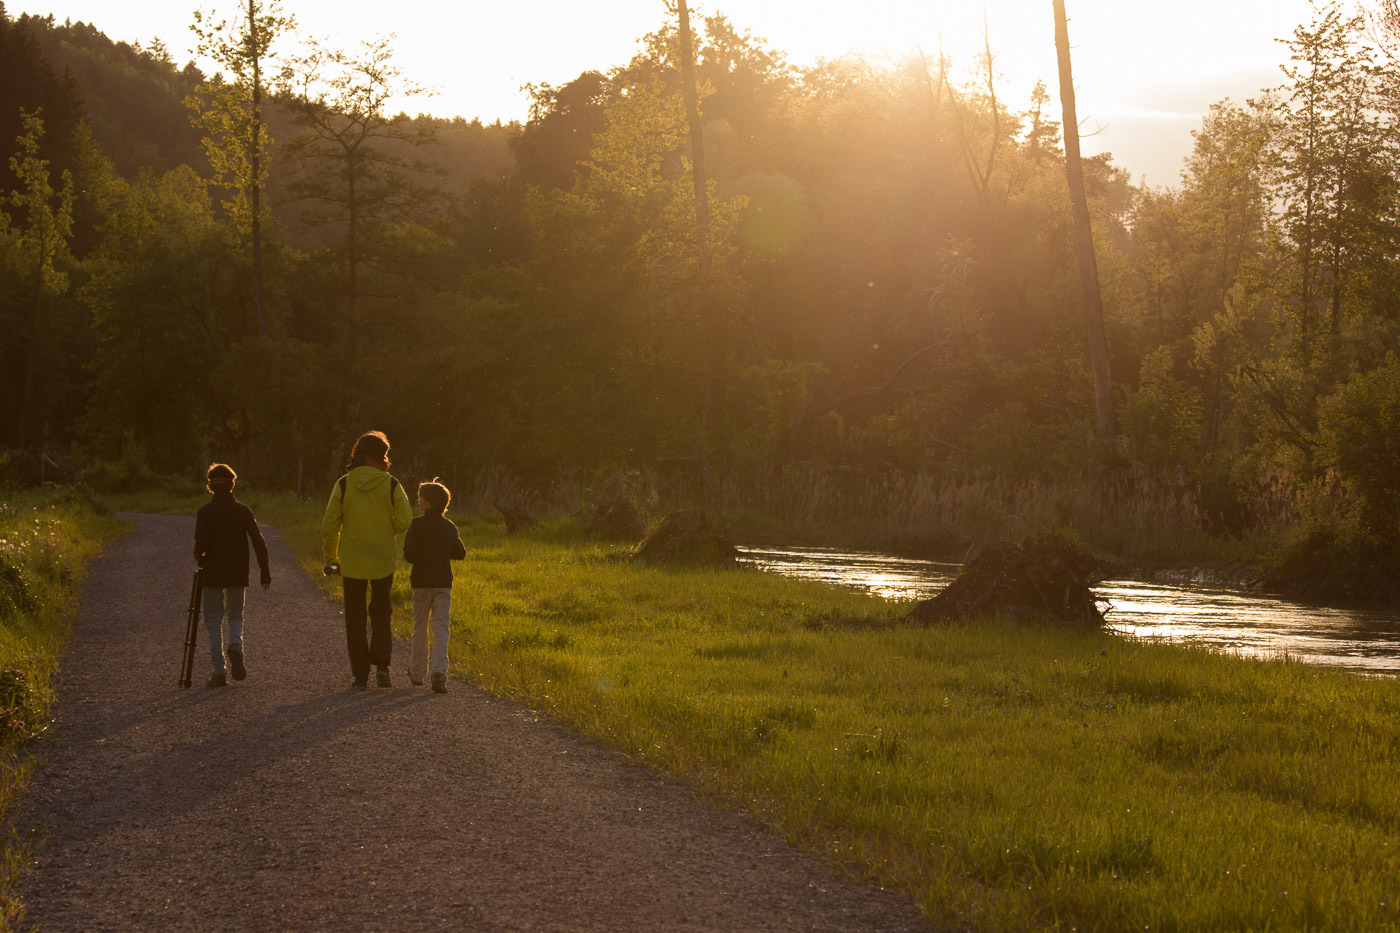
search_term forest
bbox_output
[3,1,1400,601]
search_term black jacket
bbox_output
[402,512,466,588]
[194,493,271,588]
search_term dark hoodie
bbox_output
[402,512,467,588]
[195,491,271,588]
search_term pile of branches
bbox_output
[586,496,645,541]
[585,471,647,541]
[904,537,1105,627]
[493,502,538,534]
[631,510,737,568]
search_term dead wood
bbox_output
[631,510,737,568]
[904,536,1104,627]
[494,502,538,534]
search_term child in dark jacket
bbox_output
[401,479,466,694]
[194,463,271,687]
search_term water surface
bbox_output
[737,545,1400,674]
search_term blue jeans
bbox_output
[202,586,245,673]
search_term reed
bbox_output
[698,466,1258,566]
[265,496,1398,931]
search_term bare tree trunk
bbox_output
[248,0,268,346]
[1053,0,1116,438]
[675,0,715,488]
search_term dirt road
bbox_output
[8,513,930,931]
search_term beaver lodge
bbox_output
[904,537,1105,627]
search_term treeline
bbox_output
[3,2,1400,592]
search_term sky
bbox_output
[15,0,1326,188]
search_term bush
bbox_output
[1317,355,1400,543]
[0,669,44,745]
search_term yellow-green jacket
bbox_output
[321,465,414,579]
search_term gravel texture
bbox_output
[9,513,931,932]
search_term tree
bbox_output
[0,109,75,449]
[277,33,438,379]
[673,0,719,480]
[1272,3,1398,350]
[189,0,297,343]
[1052,0,1115,439]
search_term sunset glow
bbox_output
[15,0,1319,184]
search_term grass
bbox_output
[256,494,1400,932]
[0,485,125,930]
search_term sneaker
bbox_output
[431,673,447,694]
[228,645,246,681]
[409,674,423,686]
[375,667,392,689]
[207,672,228,688]
[350,677,368,691]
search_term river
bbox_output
[736,545,1400,675]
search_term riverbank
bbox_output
[256,494,1400,931]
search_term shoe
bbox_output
[228,645,246,681]
[431,673,447,694]
[207,672,228,688]
[409,675,423,686]
[375,667,392,688]
[351,677,368,690]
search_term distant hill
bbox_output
[3,6,519,240]
[10,10,208,179]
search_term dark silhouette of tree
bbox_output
[189,0,297,343]
[1053,0,1115,439]
[277,33,438,378]
[1,110,75,449]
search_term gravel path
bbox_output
[9,513,930,932]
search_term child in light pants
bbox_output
[402,479,466,693]
[193,463,271,687]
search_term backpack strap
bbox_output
[340,475,400,511]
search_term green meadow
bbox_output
[4,489,1397,930]
[263,498,1400,932]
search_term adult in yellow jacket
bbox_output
[322,431,414,689]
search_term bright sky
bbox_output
[17,0,1323,187]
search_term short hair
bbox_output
[206,463,236,492]
[418,478,450,514]
[349,431,391,468]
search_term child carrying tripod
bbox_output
[194,464,271,687]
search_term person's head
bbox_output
[206,463,236,495]
[417,478,450,515]
[348,431,391,470]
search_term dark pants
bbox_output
[342,575,393,681]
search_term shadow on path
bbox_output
[8,512,930,932]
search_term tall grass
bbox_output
[266,495,1398,931]
[397,464,1276,568]
[0,486,124,930]
[701,467,1266,566]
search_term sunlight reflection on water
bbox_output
[737,546,1400,675]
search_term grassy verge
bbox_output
[266,496,1399,931]
[0,486,125,929]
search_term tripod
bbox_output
[180,570,203,688]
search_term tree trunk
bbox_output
[675,0,716,487]
[248,0,268,345]
[1053,0,1116,439]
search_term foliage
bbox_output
[5,3,1400,584]
[0,109,81,452]
[1316,353,1400,541]
[0,486,123,928]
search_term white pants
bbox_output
[410,587,452,681]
